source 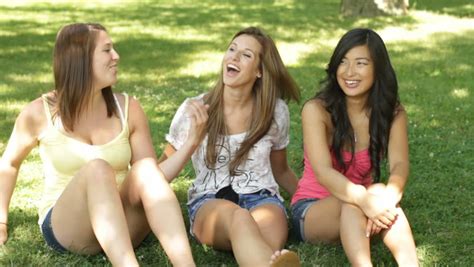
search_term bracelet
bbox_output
[0,222,7,225]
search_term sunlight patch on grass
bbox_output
[379,11,474,43]
[178,51,221,77]
[277,41,315,67]
[0,102,26,113]
[451,88,469,99]
[112,25,219,42]
[7,73,51,84]
[0,0,127,6]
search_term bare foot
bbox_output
[269,249,300,267]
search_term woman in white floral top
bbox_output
[160,27,301,267]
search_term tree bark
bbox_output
[340,0,409,17]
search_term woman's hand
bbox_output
[185,100,209,147]
[362,183,399,236]
[359,190,397,230]
[0,223,7,245]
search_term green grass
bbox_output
[0,0,473,266]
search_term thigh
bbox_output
[303,196,342,243]
[250,203,288,251]
[119,172,150,248]
[51,160,116,254]
[192,199,241,250]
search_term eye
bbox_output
[340,58,348,65]
[228,47,235,52]
[243,54,251,58]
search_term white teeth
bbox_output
[346,80,358,85]
[227,64,240,71]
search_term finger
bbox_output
[374,225,382,235]
[188,101,208,123]
[370,223,377,236]
[378,216,393,226]
[366,220,372,237]
[374,218,389,229]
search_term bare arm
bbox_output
[385,108,410,205]
[270,149,298,195]
[127,97,159,163]
[158,100,208,182]
[0,99,44,244]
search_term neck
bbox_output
[346,96,367,116]
[223,85,253,109]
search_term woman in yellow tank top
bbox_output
[0,23,207,266]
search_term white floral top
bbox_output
[166,94,290,204]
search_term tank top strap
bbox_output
[41,94,54,126]
[123,93,129,122]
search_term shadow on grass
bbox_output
[1,0,473,265]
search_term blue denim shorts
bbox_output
[187,189,287,237]
[40,207,67,252]
[290,198,319,242]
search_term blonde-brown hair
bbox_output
[205,26,300,176]
[51,23,117,131]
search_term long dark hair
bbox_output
[205,26,300,176]
[316,28,399,182]
[51,23,117,132]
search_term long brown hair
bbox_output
[205,26,300,176]
[50,22,117,132]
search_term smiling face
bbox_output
[336,44,374,99]
[92,30,120,91]
[222,34,262,90]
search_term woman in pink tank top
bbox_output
[291,28,418,266]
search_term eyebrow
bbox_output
[230,42,256,54]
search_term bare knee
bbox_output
[367,183,386,195]
[128,157,165,185]
[231,208,255,229]
[340,202,366,222]
[82,159,116,185]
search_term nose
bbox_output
[112,48,120,61]
[344,62,355,76]
[231,51,240,61]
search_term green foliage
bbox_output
[0,0,472,266]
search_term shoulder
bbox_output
[16,96,48,136]
[392,103,408,124]
[302,99,329,119]
[274,98,289,114]
[125,95,148,132]
[394,103,407,117]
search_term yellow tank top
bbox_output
[37,93,132,224]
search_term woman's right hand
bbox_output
[0,223,7,245]
[359,191,397,229]
[185,100,209,147]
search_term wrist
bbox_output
[353,185,368,207]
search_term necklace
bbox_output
[354,132,358,143]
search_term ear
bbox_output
[256,72,262,78]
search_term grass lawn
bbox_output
[0,0,472,266]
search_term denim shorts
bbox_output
[187,189,287,237]
[40,207,67,252]
[290,198,319,242]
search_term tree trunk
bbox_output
[340,0,409,17]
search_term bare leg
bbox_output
[381,207,419,266]
[340,203,372,267]
[120,158,195,266]
[303,196,342,243]
[52,159,138,267]
[193,199,279,267]
[250,204,288,251]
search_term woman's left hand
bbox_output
[185,100,209,147]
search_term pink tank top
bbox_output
[291,148,373,205]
